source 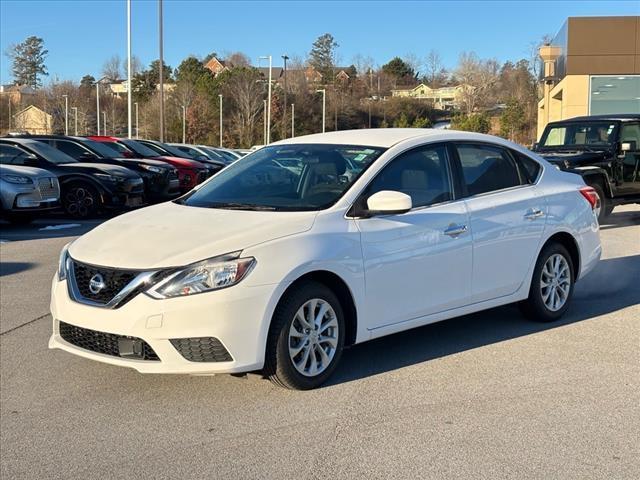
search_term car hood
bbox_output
[152,156,206,169]
[0,164,55,178]
[68,201,318,269]
[56,162,141,178]
[537,150,610,167]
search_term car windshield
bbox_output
[199,146,230,163]
[79,138,124,158]
[121,139,164,157]
[177,144,385,211]
[540,122,618,149]
[24,140,77,164]
[156,142,190,157]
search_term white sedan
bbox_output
[49,129,601,390]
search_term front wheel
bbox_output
[520,243,575,322]
[62,182,100,218]
[264,282,345,390]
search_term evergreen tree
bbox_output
[8,36,48,88]
[309,33,338,82]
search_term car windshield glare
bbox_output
[177,144,385,211]
[541,122,618,149]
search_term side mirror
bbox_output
[621,141,636,152]
[23,154,39,166]
[366,190,412,216]
[532,142,539,151]
[79,152,97,161]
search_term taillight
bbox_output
[579,186,598,210]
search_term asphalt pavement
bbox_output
[1,207,638,479]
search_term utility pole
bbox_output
[158,0,165,141]
[181,105,186,143]
[95,82,100,135]
[316,89,326,133]
[63,94,68,135]
[263,99,267,145]
[127,0,132,138]
[134,102,139,138]
[8,101,10,131]
[218,94,223,147]
[291,103,295,138]
[259,55,272,144]
[281,54,289,137]
[71,107,78,135]
[103,111,107,135]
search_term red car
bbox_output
[88,136,218,192]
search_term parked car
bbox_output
[21,135,181,202]
[50,129,601,390]
[207,146,242,164]
[232,149,251,157]
[0,138,144,218]
[534,114,640,222]
[136,139,196,159]
[167,143,231,167]
[88,136,214,192]
[0,163,60,224]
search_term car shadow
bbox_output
[599,209,640,230]
[0,218,104,242]
[327,254,640,387]
[0,261,36,276]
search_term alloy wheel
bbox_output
[288,298,339,377]
[65,187,95,217]
[540,253,571,312]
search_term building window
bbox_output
[590,76,640,115]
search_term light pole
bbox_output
[263,99,267,145]
[134,102,139,138]
[181,105,186,143]
[281,54,288,137]
[158,0,165,141]
[127,0,132,138]
[291,103,295,138]
[218,94,223,147]
[95,82,100,135]
[103,111,107,135]
[316,89,326,133]
[259,55,272,144]
[63,94,69,135]
[71,107,78,135]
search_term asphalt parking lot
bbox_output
[1,207,638,480]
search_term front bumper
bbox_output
[49,275,278,374]
[101,177,146,209]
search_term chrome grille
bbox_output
[37,177,60,200]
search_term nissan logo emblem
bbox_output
[89,273,106,294]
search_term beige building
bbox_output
[391,83,468,110]
[538,16,640,138]
[12,105,52,134]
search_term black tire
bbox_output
[520,243,575,322]
[589,182,611,223]
[264,281,345,390]
[62,182,100,218]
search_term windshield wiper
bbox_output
[204,202,276,211]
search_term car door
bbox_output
[618,122,640,195]
[354,143,472,330]
[453,142,546,304]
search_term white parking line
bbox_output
[39,224,82,231]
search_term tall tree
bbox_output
[102,54,122,80]
[454,52,499,114]
[7,36,48,88]
[309,33,339,82]
[381,57,415,86]
[425,49,448,87]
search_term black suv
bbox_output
[534,114,640,222]
[20,135,181,202]
[0,138,145,218]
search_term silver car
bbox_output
[0,164,60,223]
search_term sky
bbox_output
[1,0,638,84]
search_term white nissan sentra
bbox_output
[50,129,601,389]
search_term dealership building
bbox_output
[537,16,640,138]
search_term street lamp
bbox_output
[127,0,133,138]
[259,55,272,144]
[181,105,186,143]
[281,54,289,137]
[263,99,267,145]
[219,94,223,147]
[71,107,78,135]
[102,111,107,135]
[316,89,326,133]
[291,103,295,138]
[63,94,69,135]
[95,82,100,135]
[134,102,139,138]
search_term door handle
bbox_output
[444,224,467,237]
[524,208,544,220]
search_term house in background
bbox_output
[538,16,640,138]
[204,57,229,77]
[0,84,36,105]
[391,83,468,110]
[12,105,52,134]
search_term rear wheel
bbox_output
[264,282,345,390]
[62,182,100,218]
[520,243,575,322]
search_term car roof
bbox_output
[552,114,640,123]
[0,137,42,147]
[272,128,509,149]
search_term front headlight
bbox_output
[146,252,256,299]
[1,174,33,184]
[95,173,124,182]
[57,243,71,281]
[140,164,163,174]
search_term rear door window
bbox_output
[455,144,521,196]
